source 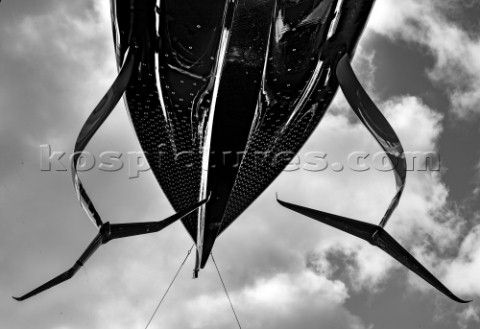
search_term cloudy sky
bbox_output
[2,1,480,328]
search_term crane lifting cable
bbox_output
[144,245,195,329]
[211,253,242,329]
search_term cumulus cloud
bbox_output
[181,271,369,329]
[367,0,480,118]
[444,222,480,295]
[457,305,480,329]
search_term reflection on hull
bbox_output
[117,0,375,270]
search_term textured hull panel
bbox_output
[218,0,376,232]
[112,0,376,266]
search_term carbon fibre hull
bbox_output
[111,0,375,269]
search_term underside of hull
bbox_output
[13,0,469,305]
[111,0,376,269]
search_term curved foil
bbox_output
[336,54,406,227]
[72,47,137,228]
[277,198,469,303]
[13,198,208,301]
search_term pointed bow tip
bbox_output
[12,296,23,302]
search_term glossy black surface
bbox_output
[336,54,406,228]
[113,0,376,269]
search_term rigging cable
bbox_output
[144,244,195,329]
[211,253,242,329]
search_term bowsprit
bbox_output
[15,0,469,308]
